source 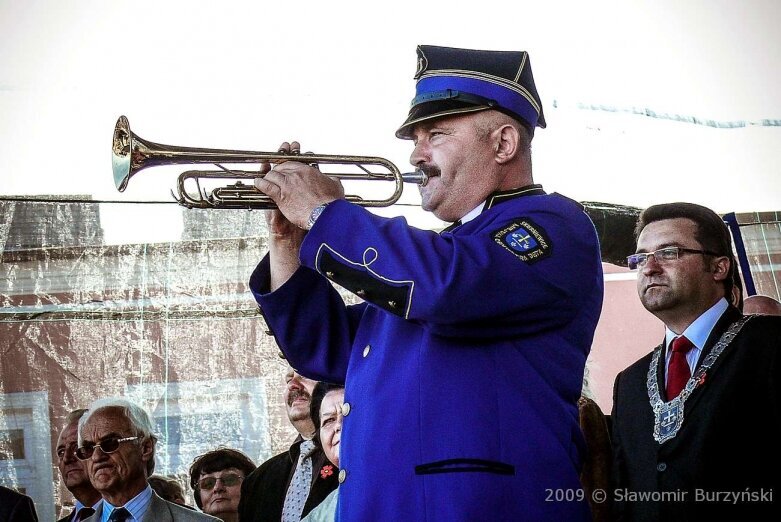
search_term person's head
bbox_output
[310,382,345,468]
[632,203,733,332]
[77,398,157,505]
[396,45,545,222]
[284,367,318,437]
[189,448,255,519]
[743,294,781,316]
[57,409,101,506]
[148,475,186,505]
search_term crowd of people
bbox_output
[2,44,781,521]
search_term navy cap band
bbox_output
[415,76,542,129]
[411,89,497,108]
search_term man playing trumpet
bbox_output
[250,45,604,521]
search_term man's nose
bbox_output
[641,254,662,274]
[409,140,429,167]
[288,373,303,390]
[64,448,78,463]
[91,446,110,461]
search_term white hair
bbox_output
[78,397,157,445]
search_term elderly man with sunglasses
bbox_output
[76,398,218,522]
[611,202,781,521]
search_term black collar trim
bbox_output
[485,184,545,210]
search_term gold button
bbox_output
[338,469,346,483]
[326,271,334,278]
[363,345,371,357]
[388,300,397,308]
[277,352,286,360]
[356,289,366,297]
[341,402,351,416]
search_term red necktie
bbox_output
[667,335,694,399]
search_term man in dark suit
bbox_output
[77,397,218,522]
[239,368,338,522]
[56,409,102,522]
[0,485,38,522]
[611,202,781,520]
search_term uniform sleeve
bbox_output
[249,254,366,383]
[299,198,602,339]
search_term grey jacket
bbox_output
[83,492,219,522]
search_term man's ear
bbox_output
[140,436,155,463]
[711,256,731,283]
[493,124,520,165]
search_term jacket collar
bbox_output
[441,184,546,233]
[485,184,546,210]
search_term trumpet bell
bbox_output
[112,115,133,191]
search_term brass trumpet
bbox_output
[111,115,427,209]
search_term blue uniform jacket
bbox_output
[250,186,604,521]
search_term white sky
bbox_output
[1,0,780,241]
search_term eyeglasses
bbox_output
[75,436,140,460]
[197,473,243,490]
[627,246,718,270]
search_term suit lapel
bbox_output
[83,503,103,522]
[302,452,339,516]
[696,306,742,369]
[142,493,172,522]
[680,307,742,412]
[655,341,668,401]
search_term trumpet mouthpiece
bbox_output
[402,169,428,186]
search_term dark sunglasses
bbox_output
[197,473,243,490]
[75,436,140,460]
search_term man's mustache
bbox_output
[420,164,441,178]
[288,390,311,406]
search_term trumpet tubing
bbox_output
[112,116,426,209]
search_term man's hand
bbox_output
[255,141,345,230]
[258,141,344,290]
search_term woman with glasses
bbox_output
[189,448,256,522]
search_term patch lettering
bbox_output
[492,218,552,263]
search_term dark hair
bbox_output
[309,382,345,448]
[65,408,88,425]
[635,202,734,297]
[148,475,184,504]
[189,448,256,509]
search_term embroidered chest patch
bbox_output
[492,218,552,263]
